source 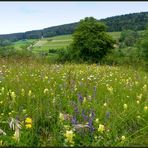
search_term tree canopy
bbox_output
[69,17,115,63]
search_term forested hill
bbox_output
[0,11,148,42]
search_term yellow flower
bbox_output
[83,97,86,104]
[123,104,127,110]
[43,88,49,94]
[45,76,48,79]
[28,90,32,96]
[95,118,99,123]
[11,91,16,100]
[25,117,32,124]
[65,130,75,144]
[103,102,107,107]
[25,124,32,128]
[8,112,12,115]
[21,88,25,96]
[143,84,147,91]
[0,140,2,146]
[1,87,4,94]
[98,124,105,133]
[121,135,125,141]
[136,100,140,104]
[59,113,64,121]
[144,106,147,111]
[107,86,113,94]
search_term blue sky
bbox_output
[0,2,148,34]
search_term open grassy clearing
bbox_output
[0,58,147,146]
[12,32,121,53]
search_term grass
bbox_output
[0,57,147,146]
[11,32,121,54]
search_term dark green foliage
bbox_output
[0,39,12,46]
[69,17,115,63]
[119,30,139,48]
[137,28,148,62]
[101,12,148,31]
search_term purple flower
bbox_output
[74,106,79,114]
[105,111,110,123]
[82,110,88,121]
[78,93,83,103]
[71,116,77,125]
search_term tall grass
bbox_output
[0,58,147,146]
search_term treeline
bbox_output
[0,11,148,44]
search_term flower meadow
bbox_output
[0,58,148,146]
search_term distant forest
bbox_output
[0,11,148,43]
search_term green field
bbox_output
[12,32,121,54]
[0,58,147,146]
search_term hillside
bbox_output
[0,11,148,42]
[11,32,121,54]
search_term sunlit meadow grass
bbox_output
[0,58,148,146]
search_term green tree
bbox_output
[138,28,148,61]
[119,30,139,48]
[69,17,115,62]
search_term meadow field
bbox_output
[12,32,121,54]
[0,58,147,146]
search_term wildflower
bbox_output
[78,94,83,103]
[107,85,113,94]
[135,81,138,85]
[144,106,147,111]
[59,113,64,121]
[25,124,32,128]
[143,84,147,91]
[123,104,128,110]
[95,118,99,123]
[0,140,2,146]
[83,97,86,104]
[28,90,32,96]
[21,88,25,96]
[136,100,140,104]
[11,91,16,100]
[8,112,12,115]
[121,135,125,141]
[25,117,32,129]
[43,88,49,94]
[98,124,105,133]
[45,76,48,79]
[25,117,32,124]
[1,87,4,94]
[65,130,75,144]
[103,102,107,107]
[22,109,26,113]
[137,94,142,100]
